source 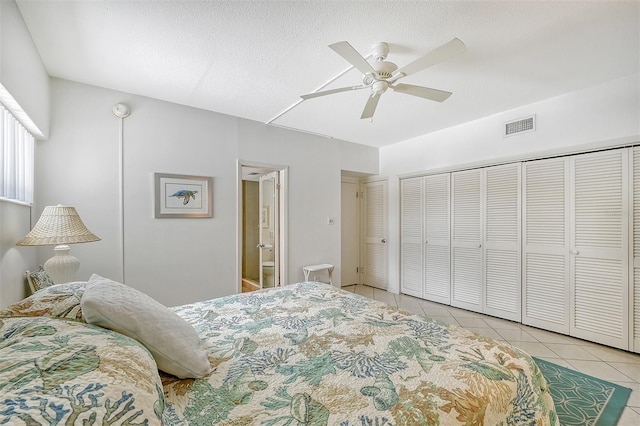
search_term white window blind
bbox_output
[0,104,35,204]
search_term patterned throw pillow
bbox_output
[0,281,86,321]
[27,265,55,293]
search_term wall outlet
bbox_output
[327,217,335,225]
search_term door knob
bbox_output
[571,249,579,255]
[257,243,265,248]
[381,239,386,243]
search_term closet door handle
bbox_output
[571,249,579,255]
[381,239,386,243]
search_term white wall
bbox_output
[380,73,640,294]
[0,0,49,308]
[0,202,34,307]
[37,78,378,306]
[0,0,49,137]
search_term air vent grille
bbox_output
[504,115,535,137]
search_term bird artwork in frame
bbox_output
[154,173,213,218]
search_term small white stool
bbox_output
[303,264,334,284]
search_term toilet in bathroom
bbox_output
[262,261,275,287]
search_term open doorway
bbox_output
[238,163,287,293]
[341,176,360,287]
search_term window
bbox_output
[0,104,35,204]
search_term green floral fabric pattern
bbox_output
[0,316,164,425]
[28,266,55,292]
[0,282,86,321]
[164,282,558,425]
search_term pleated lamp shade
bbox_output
[17,205,100,284]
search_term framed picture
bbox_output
[154,173,213,218]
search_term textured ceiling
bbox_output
[15,0,640,147]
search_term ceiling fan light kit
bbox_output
[301,38,467,120]
[371,81,389,96]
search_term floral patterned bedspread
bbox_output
[164,282,558,425]
[0,315,164,425]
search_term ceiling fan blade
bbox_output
[300,85,368,100]
[393,38,466,78]
[392,83,452,102]
[360,93,382,119]
[329,41,375,75]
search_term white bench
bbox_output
[302,264,334,284]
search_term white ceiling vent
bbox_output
[504,115,535,137]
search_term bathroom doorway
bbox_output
[239,163,287,293]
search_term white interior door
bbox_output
[483,163,521,322]
[570,149,628,349]
[341,180,360,286]
[363,179,388,289]
[523,150,629,350]
[258,171,279,288]
[400,177,423,297]
[632,147,640,352]
[451,169,483,313]
[424,173,451,304]
[522,157,571,334]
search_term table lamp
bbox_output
[16,205,100,284]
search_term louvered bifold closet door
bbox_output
[570,149,629,350]
[364,179,388,289]
[522,158,570,334]
[424,173,451,304]
[633,147,640,353]
[483,163,521,321]
[451,169,483,313]
[400,178,423,297]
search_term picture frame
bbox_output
[154,173,213,218]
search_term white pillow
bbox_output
[81,274,212,379]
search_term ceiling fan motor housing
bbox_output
[362,60,398,85]
[373,61,398,79]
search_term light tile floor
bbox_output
[343,284,640,425]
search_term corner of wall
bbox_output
[339,139,380,175]
[0,0,50,139]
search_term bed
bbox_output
[0,275,557,425]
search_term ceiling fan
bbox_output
[300,38,467,119]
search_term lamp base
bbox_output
[44,245,80,284]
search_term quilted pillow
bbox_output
[0,281,86,320]
[81,274,212,379]
[27,265,55,292]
